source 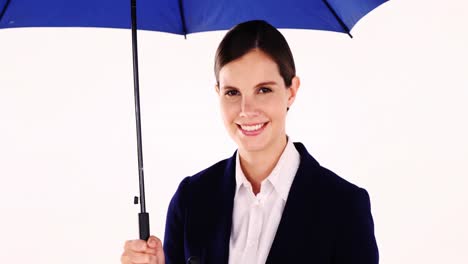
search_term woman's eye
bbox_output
[225,90,240,96]
[259,87,272,93]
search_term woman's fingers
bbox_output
[147,236,162,249]
[124,239,148,252]
[146,236,165,263]
[121,236,165,264]
[121,251,158,263]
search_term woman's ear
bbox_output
[287,76,300,108]
[215,83,220,94]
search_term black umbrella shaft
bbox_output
[131,0,150,241]
[131,0,146,214]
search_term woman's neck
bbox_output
[238,136,288,195]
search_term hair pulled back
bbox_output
[214,20,296,87]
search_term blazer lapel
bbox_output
[266,143,327,263]
[203,152,237,263]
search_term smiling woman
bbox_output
[121,20,378,264]
[216,49,300,192]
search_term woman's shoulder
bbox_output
[317,165,364,194]
[294,141,369,198]
[173,154,236,195]
[191,157,232,180]
[168,155,236,216]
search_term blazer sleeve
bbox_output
[334,188,379,264]
[163,177,190,264]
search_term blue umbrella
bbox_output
[1,0,386,36]
[0,0,388,241]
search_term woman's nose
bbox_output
[239,96,257,117]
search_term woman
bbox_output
[121,20,378,264]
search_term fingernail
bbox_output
[149,239,156,247]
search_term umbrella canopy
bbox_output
[1,0,387,36]
[0,0,388,241]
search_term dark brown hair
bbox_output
[214,20,296,87]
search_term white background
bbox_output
[1,0,467,263]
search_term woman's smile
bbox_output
[217,49,299,155]
[238,122,269,136]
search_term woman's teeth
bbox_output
[240,123,265,131]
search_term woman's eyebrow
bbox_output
[255,81,277,87]
[220,85,238,90]
[221,81,277,90]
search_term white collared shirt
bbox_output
[228,139,301,264]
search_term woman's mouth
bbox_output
[238,122,268,136]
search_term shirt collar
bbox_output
[235,137,301,201]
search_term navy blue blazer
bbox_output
[163,142,378,264]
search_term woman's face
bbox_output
[216,49,299,155]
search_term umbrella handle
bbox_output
[139,212,150,240]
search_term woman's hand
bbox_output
[121,235,165,264]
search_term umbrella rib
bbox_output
[178,0,188,38]
[322,0,353,38]
[0,0,12,24]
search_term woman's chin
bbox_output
[236,139,269,154]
